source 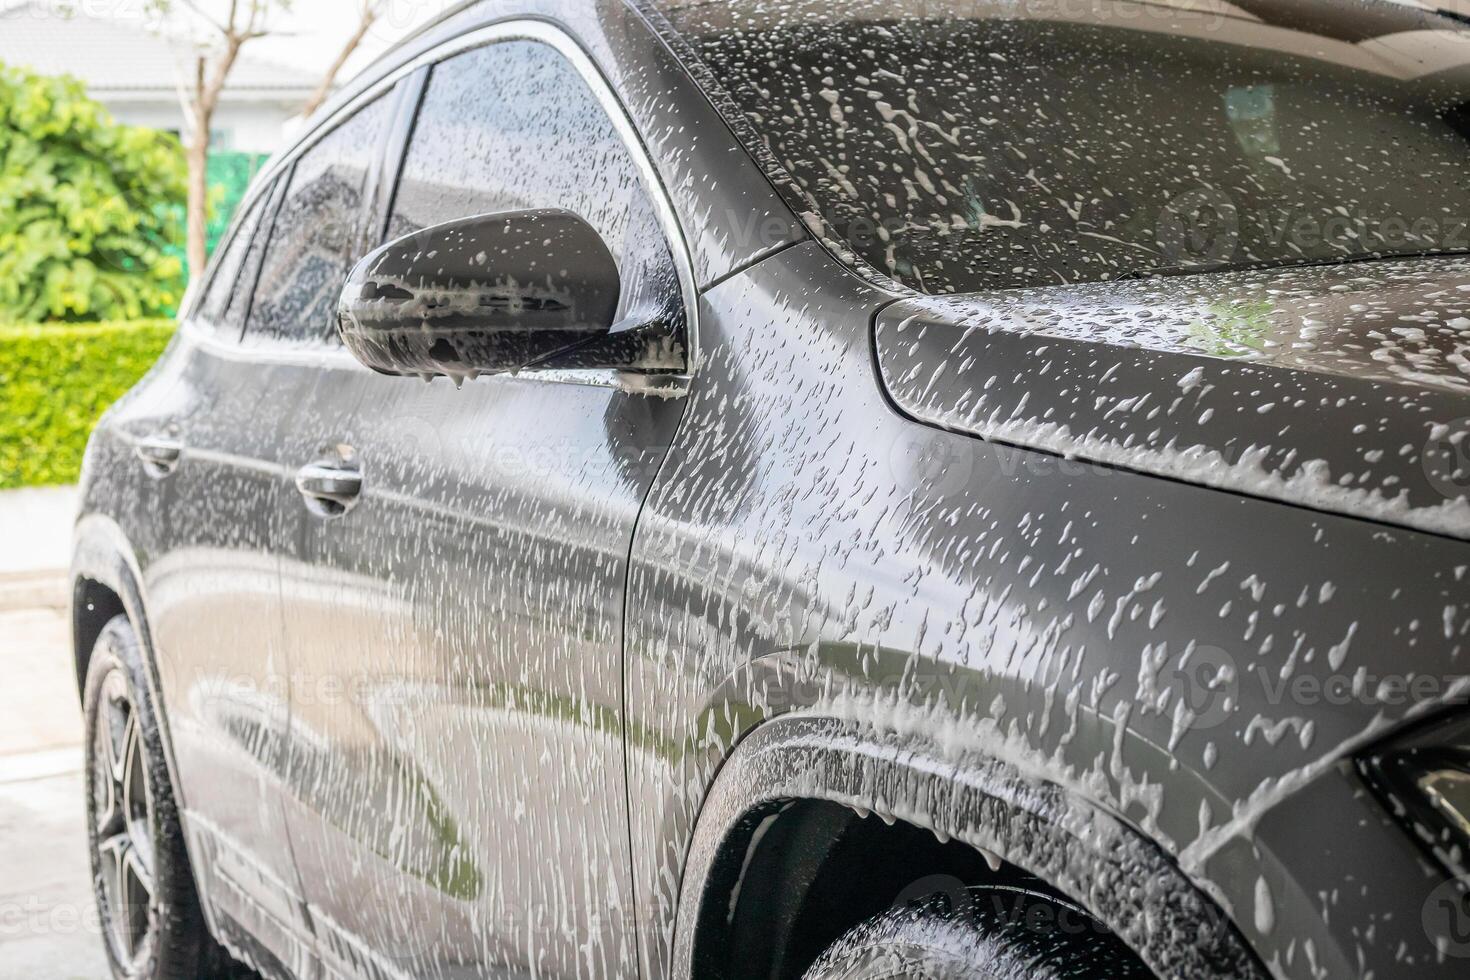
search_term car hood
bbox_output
[875,255,1470,541]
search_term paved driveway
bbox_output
[0,765,107,979]
[0,599,109,978]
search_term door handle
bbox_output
[295,462,363,516]
[135,435,183,476]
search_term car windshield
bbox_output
[659,0,1470,294]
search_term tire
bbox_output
[83,615,247,979]
[802,886,1153,980]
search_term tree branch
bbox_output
[300,1,378,118]
[175,0,226,36]
[163,0,287,280]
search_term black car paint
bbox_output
[69,1,1470,978]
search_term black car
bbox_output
[72,1,1470,978]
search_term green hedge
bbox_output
[0,320,175,489]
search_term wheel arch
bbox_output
[70,514,189,816]
[674,715,1266,980]
[71,516,146,691]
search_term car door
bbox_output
[137,171,324,969]
[272,28,693,978]
[160,88,397,972]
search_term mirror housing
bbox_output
[337,208,680,380]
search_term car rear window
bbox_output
[660,1,1470,294]
[196,180,274,334]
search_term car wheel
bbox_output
[83,614,245,979]
[802,886,1152,980]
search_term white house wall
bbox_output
[102,95,309,155]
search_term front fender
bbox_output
[673,714,1264,980]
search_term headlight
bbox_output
[1359,713,1470,876]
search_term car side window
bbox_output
[246,96,392,347]
[389,40,685,332]
[195,178,275,336]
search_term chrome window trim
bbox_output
[183,18,700,394]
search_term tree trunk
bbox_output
[185,39,243,283]
[186,122,211,282]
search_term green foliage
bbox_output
[0,61,187,323]
[206,151,270,255]
[0,320,175,488]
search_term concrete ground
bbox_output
[0,485,110,978]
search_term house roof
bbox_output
[0,0,319,98]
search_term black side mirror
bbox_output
[337,208,680,380]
